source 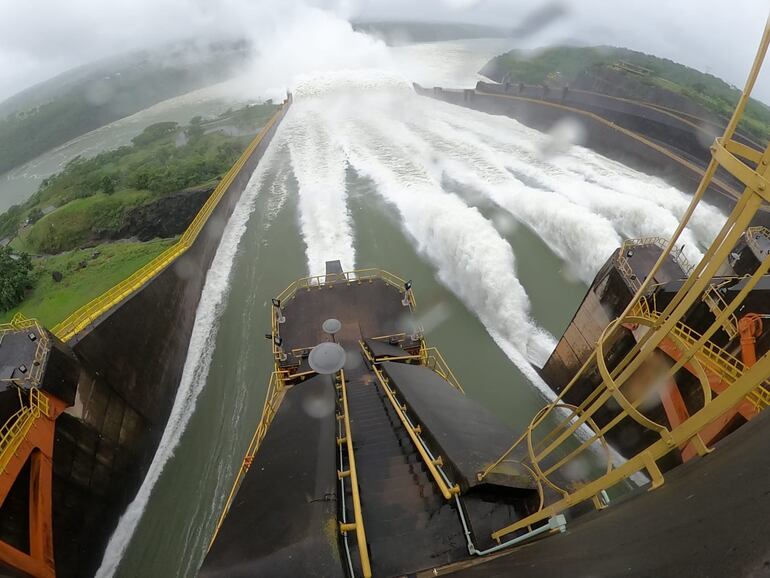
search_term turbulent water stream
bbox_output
[94,40,726,577]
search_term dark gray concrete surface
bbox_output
[200,374,344,578]
[442,406,770,578]
[381,361,534,493]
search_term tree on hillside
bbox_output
[131,122,179,146]
[26,207,44,224]
[101,174,117,195]
[0,247,34,312]
[186,116,205,141]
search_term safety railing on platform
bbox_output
[51,102,289,343]
[359,339,464,394]
[0,387,50,473]
[633,298,770,411]
[274,268,416,306]
[0,313,49,388]
[336,369,372,578]
[271,269,417,361]
[209,370,288,546]
[701,281,739,339]
[419,345,465,394]
[745,226,770,255]
[615,237,694,292]
[480,19,770,546]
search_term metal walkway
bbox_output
[343,352,467,577]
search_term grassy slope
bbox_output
[0,238,176,327]
[482,46,770,143]
[14,191,153,254]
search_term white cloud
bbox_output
[0,0,768,103]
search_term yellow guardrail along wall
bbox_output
[51,102,288,343]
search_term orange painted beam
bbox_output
[657,337,757,420]
[0,391,69,578]
[0,540,53,578]
[739,314,763,367]
[29,451,54,571]
[660,381,700,461]
[654,333,758,462]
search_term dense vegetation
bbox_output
[0,40,249,175]
[0,246,33,312]
[0,239,175,325]
[1,102,275,254]
[482,46,770,143]
[0,101,275,323]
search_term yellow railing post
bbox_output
[337,369,372,578]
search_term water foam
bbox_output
[421,99,723,272]
[283,102,356,275]
[334,106,556,368]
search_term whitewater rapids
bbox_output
[282,70,723,371]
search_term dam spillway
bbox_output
[1,64,764,577]
[107,72,750,576]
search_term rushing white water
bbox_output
[103,65,721,573]
[275,71,725,371]
[94,129,285,578]
[285,100,356,275]
[418,100,717,274]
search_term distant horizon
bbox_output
[2,29,765,113]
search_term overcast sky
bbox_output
[1,0,768,103]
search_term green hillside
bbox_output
[481,46,770,143]
[0,40,250,175]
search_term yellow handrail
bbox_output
[358,338,464,394]
[337,369,372,578]
[419,345,465,394]
[51,102,289,343]
[274,268,415,305]
[271,268,416,360]
[209,371,288,546]
[0,388,49,472]
[371,362,460,500]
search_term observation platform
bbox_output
[204,263,546,577]
[0,319,48,392]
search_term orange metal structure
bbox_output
[739,313,763,367]
[0,392,69,578]
[657,335,756,462]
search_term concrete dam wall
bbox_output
[0,99,290,578]
[415,81,765,222]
